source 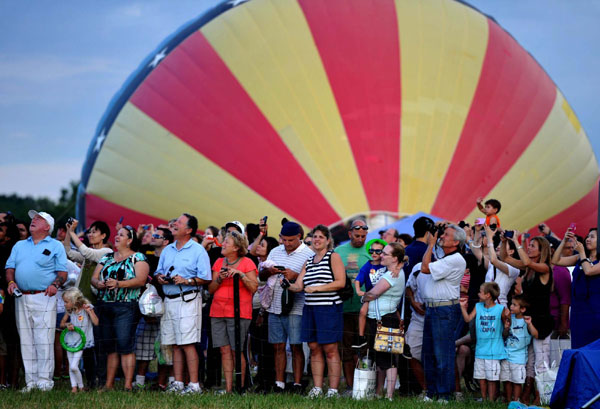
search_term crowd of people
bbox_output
[0,200,598,403]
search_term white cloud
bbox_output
[0,161,83,200]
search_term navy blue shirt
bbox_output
[403,240,428,281]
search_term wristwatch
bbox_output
[188,278,193,285]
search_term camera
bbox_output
[504,230,514,239]
[13,288,23,298]
[489,223,497,231]
[67,217,75,225]
[281,278,291,289]
[432,223,446,236]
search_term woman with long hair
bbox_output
[552,227,599,348]
[503,234,553,404]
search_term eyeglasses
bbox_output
[368,249,383,254]
[152,234,164,239]
[351,225,369,231]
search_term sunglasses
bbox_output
[351,225,369,231]
[123,225,135,238]
[368,249,383,254]
[152,234,164,239]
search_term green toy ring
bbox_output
[60,327,86,352]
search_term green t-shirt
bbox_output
[334,242,370,313]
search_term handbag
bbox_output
[326,253,354,301]
[138,284,164,317]
[373,295,405,355]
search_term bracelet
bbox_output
[52,283,59,289]
[470,243,481,249]
[8,281,15,286]
[582,258,591,265]
[517,245,523,249]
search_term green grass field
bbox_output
[2,386,508,409]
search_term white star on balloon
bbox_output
[94,131,106,152]
[149,48,168,68]
[229,0,249,7]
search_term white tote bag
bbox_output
[353,353,377,400]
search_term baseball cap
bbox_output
[28,210,55,234]
[280,221,301,236]
[225,220,245,234]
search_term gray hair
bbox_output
[447,224,467,247]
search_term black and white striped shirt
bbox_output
[304,250,342,306]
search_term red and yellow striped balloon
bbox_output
[78,0,598,235]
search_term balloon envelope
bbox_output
[78,0,599,235]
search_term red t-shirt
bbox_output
[210,257,257,320]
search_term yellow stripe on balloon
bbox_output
[86,103,301,230]
[395,0,488,214]
[463,90,600,231]
[200,0,369,218]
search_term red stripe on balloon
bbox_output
[130,31,340,226]
[528,179,599,238]
[431,19,556,219]
[85,194,167,240]
[299,0,401,212]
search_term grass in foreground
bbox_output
[2,387,508,409]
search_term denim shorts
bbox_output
[301,303,343,344]
[268,313,302,345]
[97,301,140,354]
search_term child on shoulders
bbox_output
[352,239,387,349]
[476,198,502,228]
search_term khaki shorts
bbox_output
[211,317,251,350]
[161,296,202,346]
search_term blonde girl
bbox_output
[60,288,99,392]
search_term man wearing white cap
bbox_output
[5,210,68,391]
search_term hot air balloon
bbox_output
[77,0,598,236]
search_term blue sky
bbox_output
[1,0,598,200]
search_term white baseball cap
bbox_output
[225,220,245,234]
[28,210,55,234]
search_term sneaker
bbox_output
[179,384,202,395]
[307,387,323,399]
[351,335,368,350]
[291,383,304,394]
[454,392,464,402]
[421,395,434,402]
[342,389,354,398]
[165,381,184,393]
[214,389,228,396]
[273,384,285,393]
[437,398,448,404]
[20,385,36,393]
[325,389,339,398]
[133,383,146,391]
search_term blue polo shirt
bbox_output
[5,235,67,291]
[155,239,211,295]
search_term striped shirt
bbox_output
[266,243,315,315]
[304,250,342,306]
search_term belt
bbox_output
[21,290,44,295]
[426,299,459,308]
[165,290,200,299]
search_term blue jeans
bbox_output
[97,301,140,354]
[422,304,461,399]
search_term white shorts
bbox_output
[500,360,526,384]
[160,296,202,346]
[405,321,423,361]
[474,358,501,381]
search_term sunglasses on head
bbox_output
[123,225,135,238]
[351,225,368,231]
[368,248,383,254]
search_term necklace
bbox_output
[224,256,241,267]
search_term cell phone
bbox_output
[504,230,514,239]
[281,278,291,289]
[260,216,268,225]
[523,233,531,238]
[13,288,22,298]
[569,222,576,232]
[538,224,545,232]
[143,225,150,230]
[475,218,485,225]
[275,265,285,271]
[118,216,124,224]
[481,231,486,237]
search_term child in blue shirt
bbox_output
[501,294,538,402]
[352,239,386,349]
[460,282,509,401]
